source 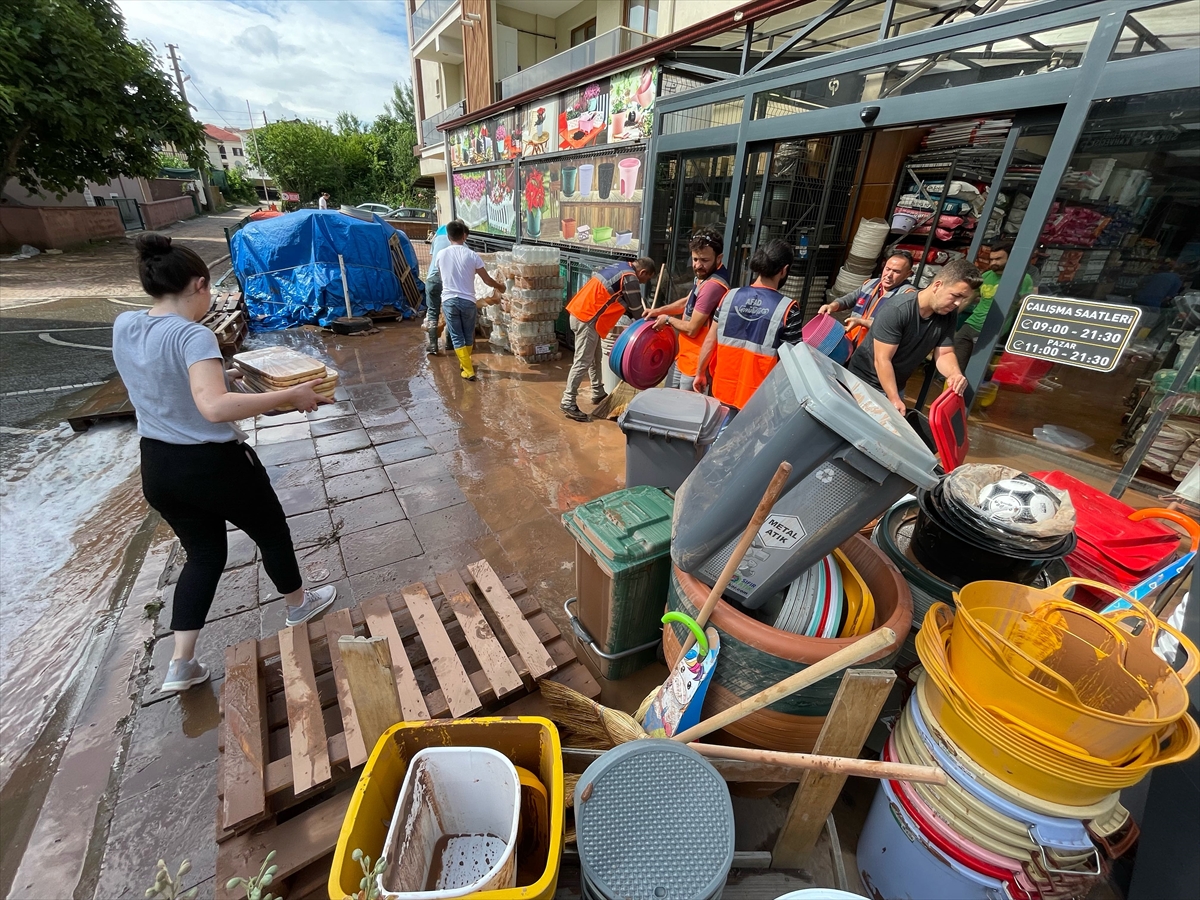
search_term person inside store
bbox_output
[423,221,453,355]
[818,250,917,347]
[646,227,730,391]
[953,239,1034,372]
[561,255,656,421]
[113,233,337,693]
[848,257,982,415]
[693,240,806,411]
[438,220,505,381]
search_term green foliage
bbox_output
[156,151,190,170]
[0,0,205,198]
[144,859,198,900]
[248,81,431,209]
[224,849,278,900]
[224,164,261,205]
[343,848,386,900]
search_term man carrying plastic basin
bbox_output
[846,257,980,415]
[561,256,655,421]
[694,240,806,412]
[647,227,730,392]
[818,250,917,348]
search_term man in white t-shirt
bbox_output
[317,192,329,209]
[437,220,503,381]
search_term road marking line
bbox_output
[1,326,114,335]
[106,298,152,307]
[38,334,112,351]
[0,425,42,434]
[1,381,106,397]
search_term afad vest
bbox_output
[676,266,730,377]
[711,285,794,410]
[566,262,642,339]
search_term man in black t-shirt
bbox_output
[848,258,982,415]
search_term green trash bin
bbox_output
[562,485,673,680]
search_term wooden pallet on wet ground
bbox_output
[213,559,598,899]
[201,290,247,350]
[387,233,423,313]
[65,375,135,432]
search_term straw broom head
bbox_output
[538,679,646,748]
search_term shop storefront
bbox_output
[443,0,1199,482]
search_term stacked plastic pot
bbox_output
[859,578,1200,900]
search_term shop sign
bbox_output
[1005,295,1142,373]
[281,191,300,202]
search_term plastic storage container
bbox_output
[672,342,939,610]
[618,389,728,491]
[563,486,673,680]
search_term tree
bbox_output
[248,120,344,203]
[0,0,205,199]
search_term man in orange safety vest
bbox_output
[694,240,805,411]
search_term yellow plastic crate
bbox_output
[329,717,563,900]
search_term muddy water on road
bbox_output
[0,422,144,785]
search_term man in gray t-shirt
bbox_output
[112,310,241,444]
[847,259,980,414]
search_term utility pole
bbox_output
[246,99,271,206]
[165,43,188,105]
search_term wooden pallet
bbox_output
[201,290,247,350]
[387,233,423,314]
[66,375,135,432]
[214,559,598,898]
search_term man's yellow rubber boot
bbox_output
[455,347,476,381]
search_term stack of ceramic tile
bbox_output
[232,347,338,410]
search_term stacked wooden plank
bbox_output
[213,560,599,899]
[231,347,339,411]
[66,376,135,432]
[201,290,248,350]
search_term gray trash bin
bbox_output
[618,388,728,492]
[672,342,940,609]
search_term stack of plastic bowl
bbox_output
[859,581,1198,899]
[766,549,874,639]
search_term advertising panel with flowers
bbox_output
[607,64,657,143]
[519,149,645,253]
[485,166,517,236]
[559,79,610,152]
[452,170,488,230]
[519,99,558,157]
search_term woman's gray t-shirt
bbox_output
[113,311,239,445]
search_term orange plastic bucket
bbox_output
[949,578,1198,761]
[916,605,1199,806]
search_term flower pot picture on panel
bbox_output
[520,99,557,156]
[609,64,657,143]
[486,167,517,237]
[554,150,645,253]
[559,80,609,151]
[520,161,559,241]
[452,171,488,230]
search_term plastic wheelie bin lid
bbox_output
[618,389,727,445]
[780,342,940,490]
[563,485,674,570]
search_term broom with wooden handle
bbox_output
[591,263,666,420]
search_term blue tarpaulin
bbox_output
[230,209,424,331]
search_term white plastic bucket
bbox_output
[379,747,520,898]
[601,336,621,393]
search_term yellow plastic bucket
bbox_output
[329,717,563,900]
[916,606,1199,806]
[834,548,874,638]
[949,578,1198,761]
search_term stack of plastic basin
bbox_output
[801,313,853,365]
[1033,471,1186,607]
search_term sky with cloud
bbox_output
[116,0,412,130]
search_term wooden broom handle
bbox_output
[648,263,666,310]
[677,460,793,662]
[688,742,948,785]
[671,626,896,744]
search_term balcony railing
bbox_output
[412,0,457,45]
[421,100,466,148]
[500,27,651,100]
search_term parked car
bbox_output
[384,207,437,241]
[355,202,392,216]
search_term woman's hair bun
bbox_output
[135,232,173,258]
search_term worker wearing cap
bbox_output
[561,257,656,421]
[819,250,917,348]
[647,228,729,392]
[694,240,805,411]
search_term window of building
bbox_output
[232,146,244,157]
[625,0,659,35]
[218,144,227,158]
[571,19,597,47]
[1111,0,1200,59]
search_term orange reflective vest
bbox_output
[711,286,794,410]
[565,263,641,339]
[676,267,730,377]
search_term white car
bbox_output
[355,203,392,216]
